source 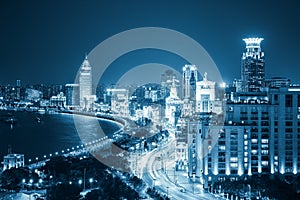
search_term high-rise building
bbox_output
[195,72,215,113]
[182,64,198,99]
[187,85,300,190]
[241,38,265,92]
[79,55,93,109]
[165,77,182,126]
[65,84,79,106]
[16,80,21,87]
[174,36,300,193]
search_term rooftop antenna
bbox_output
[8,145,12,154]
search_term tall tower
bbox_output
[79,55,92,109]
[182,64,198,99]
[241,38,265,92]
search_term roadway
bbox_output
[141,137,224,200]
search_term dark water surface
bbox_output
[0,110,121,162]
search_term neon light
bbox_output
[288,88,300,92]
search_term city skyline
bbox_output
[2,1,300,199]
[1,1,300,85]
[2,36,300,199]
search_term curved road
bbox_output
[141,138,223,200]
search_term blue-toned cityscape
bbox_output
[1,36,300,200]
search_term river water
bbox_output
[0,110,121,162]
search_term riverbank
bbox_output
[0,110,121,163]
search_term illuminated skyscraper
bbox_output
[241,38,265,92]
[79,55,93,109]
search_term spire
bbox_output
[81,54,91,69]
[8,145,12,154]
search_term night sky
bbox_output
[1,0,299,86]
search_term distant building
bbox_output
[65,84,79,106]
[50,92,66,107]
[142,105,164,123]
[265,77,290,88]
[241,38,265,92]
[182,64,198,99]
[79,55,95,110]
[2,153,24,171]
[108,88,129,117]
[25,88,43,102]
[165,77,182,127]
[196,72,215,113]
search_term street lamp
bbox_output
[22,179,26,189]
[89,178,93,188]
[166,186,169,197]
[78,179,83,185]
[247,184,251,200]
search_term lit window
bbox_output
[230,163,238,168]
[262,161,268,166]
[251,150,258,154]
[251,139,258,143]
[218,146,226,151]
[261,139,268,144]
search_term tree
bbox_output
[46,183,82,200]
[0,167,34,191]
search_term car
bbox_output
[179,188,186,193]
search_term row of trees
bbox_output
[213,175,300,200]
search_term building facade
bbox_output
[108,88,129,117]
[2,153,24,171]
[79,56,94,110]
[188,86,300,189]
[65,83,79,107]
[195,72,215,113]
[241,38,265,92]
[182,64,198,99]
[50,92,66,107]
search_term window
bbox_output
[219,146,226,151]
[286,128,293,133]
[286,94,293,107]
[286,121,293,126]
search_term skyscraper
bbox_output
[65,84,79,106]
[182,64,198,99]
[241,38,265,92]
[79,55,93,109]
